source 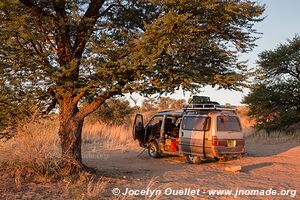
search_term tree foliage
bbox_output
[0,85,32,139]
[0,0,264,106]
[0,72,45,139]
[243,36,300,131]
[0,0,264,167]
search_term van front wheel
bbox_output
[186,155,201,164]
[148,142,160,158]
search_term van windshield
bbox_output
[182,116,210,131]
[217,116,241,132]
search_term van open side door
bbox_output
[132,114,145,146]
[179,115,210,156]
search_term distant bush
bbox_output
[87,97,186,125]
[158,97,186,110]
[0,84,43,139]
[140,97,186,112]
[140,98,159,112]
[88,98,136,125]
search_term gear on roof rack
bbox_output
[183,96,235,112]
[191,96,210,104]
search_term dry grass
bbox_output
[0,118,136,173]
[83,122,138,152]
[0,118,134,198]
[0,118,137,159]
[236,107,300,143]
[60,173,108,199]
[0,120,61,183]
[0,114,299,198]
[245,128,300,144]
[235,107,300,143]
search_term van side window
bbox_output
[148,116,164,137]
[149,116,163,127]
[164,117,176,134]
[182,116,210,131]
[217,116,241,131]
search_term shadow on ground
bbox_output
[245,141,299,157]
[241,162,273,172]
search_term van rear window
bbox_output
[182,116,210,131]
[217,116,241,132]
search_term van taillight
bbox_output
[212,136,218,146]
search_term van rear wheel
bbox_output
[148,142,160,158]
[218,157,228,163]
[186,155,201,164]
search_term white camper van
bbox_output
[132,96,245,164]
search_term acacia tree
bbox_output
[243,36,300,131]
[0,0,264,170]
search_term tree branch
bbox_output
[72,91,85,104]
[75,81,126,120]
[75,91,109,120]
[98,3,123,17]
[73,0,106,58]
[44,87,58,114]
[52,0,66,17]
[84,0,106,18]
[45,97,57,114]
[37,20,59,54]
[29,40,54,69]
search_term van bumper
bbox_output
[212,146,245,157]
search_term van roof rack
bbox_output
[183,103,236,112]
[184,96,236,112]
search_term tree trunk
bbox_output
[56,91,108,174]
[58,95,84,172]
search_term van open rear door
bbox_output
[179,115,210,156]
[132,114,145,146]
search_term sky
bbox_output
[125,0,300,106]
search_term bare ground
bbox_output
[1,140,299,199]
[86,140,300,199]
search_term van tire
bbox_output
[148,142,160,158]
[218,157,227,163]
[186,155,202,164]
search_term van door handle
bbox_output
[181,132,184,137]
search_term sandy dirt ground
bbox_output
[1,140,299,199]
[86,140,300,199]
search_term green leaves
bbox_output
[0,0,264,120]
[243,36,300,132]
[257,35,300,83]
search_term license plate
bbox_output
[227,140,236,147]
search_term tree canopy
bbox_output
[0,0,264,109]
[0,0,264,168]
[243,36,300,132]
